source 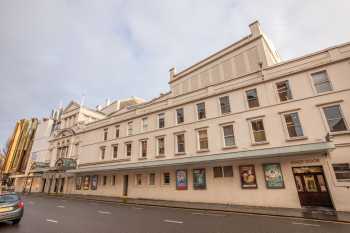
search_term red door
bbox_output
[293,166,333,208]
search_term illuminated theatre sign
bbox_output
[55,158,77,171]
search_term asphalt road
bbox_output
[0,195,349,233]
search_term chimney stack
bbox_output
[249,20,262,37]
[105,98,110,107]
[169,67,176,81]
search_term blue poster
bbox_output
[176,170,188,190]
[263,163,285,189]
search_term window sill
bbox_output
[251,141,269,146]
[315,90,334,96]
[138,157,147,161]
[175,152,186,156]
[155,155,166,159]
[197,149,210,153]
[248,106,260,110]
[114,158,131,162]
[286,136,308,142]
[222,145,238,150]
[278,98,294,104]
[214,176,234,179]
[329,130,350,136]
[334,180,350,187]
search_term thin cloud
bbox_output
[0,0,349,145]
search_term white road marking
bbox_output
[98,210,111,215]
[56,205,65,208]
[292,222,320,227]
[163,219,183,224]
[46,219,58,223]
[218,211,350,225]
[192,212,226,217]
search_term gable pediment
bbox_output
[63,101,80,113]
[55,128,76,138]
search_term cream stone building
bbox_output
[26,21,350,211]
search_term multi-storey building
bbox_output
[1,118,39,190]
[39,98,144,194]
[16,118,55,193]
[26,21,350,211]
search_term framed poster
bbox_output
[239,165,257,189]
[75,176,82,190]
[176,170,188,190]
[91,175,98,190]
[263,163,285,189]
[83,176,90,190]
[193,168,206,190]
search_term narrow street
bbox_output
[0,195,349,233]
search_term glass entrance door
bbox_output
[123,175,128,196]
[59,178,65,193]
[41,179,46,193]
[292,166,333,208]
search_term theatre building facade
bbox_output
[37,22,350,211]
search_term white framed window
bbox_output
[112,175,116,185]
[311,71,332,93]
[141,117,148,132]
[112,144,118,159]
[63,146,69,158]
[276,80,293,102]
[219,96,231,114]
[175,133,185,154]
[149,173,155,185]
[196,102,206,120]
[125,142,132,157]
[158,113,165,128]
[197,128,209,151]
[140,140,147,158]
[213,166,233,178]
[115,125,120,138]
[176,108,184,124]
[222,124,235,147]
[246,88,259,108]
[56,147,61,159]
[156,137,165,156]
[163,172,170,185]
[100,146,106,160]
[74,143,79,156]
[127,121,133,136]
[322,105,348,132]
[136,174,142,185]
[103,128,108,141]
[332,164,350,182]
[283,112,304,138]
[248,118,267,143]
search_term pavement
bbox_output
[0,194,350,233]
[41,193,350,223]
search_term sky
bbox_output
[0,0,349,148]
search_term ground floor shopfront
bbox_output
[61,152,349,211]
[16,143,350,212]
[10,171,72,195]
